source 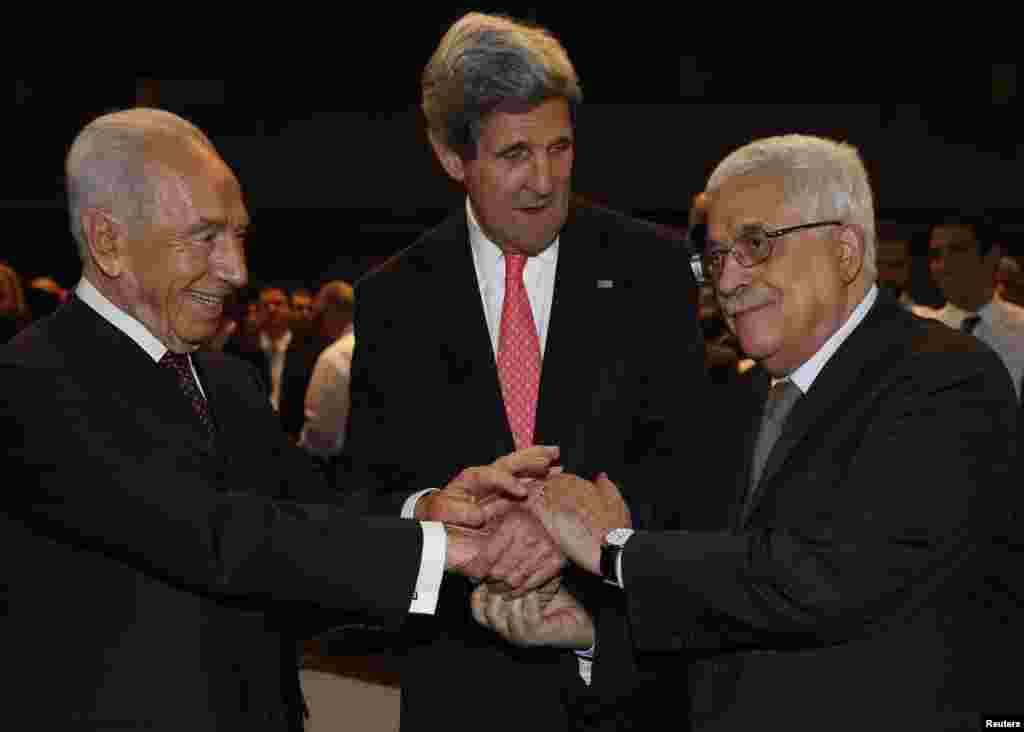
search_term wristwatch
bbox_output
[600,528,634,586]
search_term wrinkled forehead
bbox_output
[706,175,792,239]
[152,145,247,224]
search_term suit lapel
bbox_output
[534,210,603,471]
[434,215,516,453]
[729,369,770,531]
[742,292,909,526]
[64,297,218,459]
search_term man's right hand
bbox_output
[524,472,630,576]
[416,445,560,527]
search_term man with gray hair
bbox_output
[473,135,1020,729]
[344,11,704,732]
[0,106,561,730]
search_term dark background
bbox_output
[9,45,1021,292]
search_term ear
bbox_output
[427,130,467,183]
[80,208,127,278]
[835,224,865,285]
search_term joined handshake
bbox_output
[427,445,629,651]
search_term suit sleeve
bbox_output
[1,359,425,631]
[621,347,1017,655]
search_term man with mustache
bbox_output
[342,11,705,732]
[474,135,1021,730]
[0,107,560,731]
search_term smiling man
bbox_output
[342,11,705,732]
[473,135,1022,730]
[0,107,566,731]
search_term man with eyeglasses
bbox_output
[917,215,1024,400]
[472,135,1021,730]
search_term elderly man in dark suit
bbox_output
[0,107,560,731]
[474,134,1021,730]
[342,11,705,732]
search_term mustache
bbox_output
[718,286,777,317]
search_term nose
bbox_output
[213,233,248,290]
[529,153,554,197]
[715,248,750,296]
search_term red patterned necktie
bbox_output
[160,351,217,446]
[497,254,542,450]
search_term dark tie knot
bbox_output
[764,379,801,424]
[160,350,191,373]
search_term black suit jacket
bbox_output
[601,290,1021,730]
[343,203,706,731]
[1,296,425,731]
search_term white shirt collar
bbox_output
[260,329,293,354]
[466,197,559,269]
[786,284,879,395]
[75,278,168,363]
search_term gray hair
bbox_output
[705,134,877,281]
[65,108,216,260]
[422,12,582,159]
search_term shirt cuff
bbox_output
[401,488,438,519]
[577,656,593,686]
[409,521,446,615]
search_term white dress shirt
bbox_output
[75,279,445,615]
[915,294,1024,399]
[299,326,355,457]
[259,329,293,412]
[467,198,559,357]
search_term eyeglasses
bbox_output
[689,220,843,284]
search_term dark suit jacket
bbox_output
[601,290,1021,730]
[343,203,706,731]
[1,296,425,731]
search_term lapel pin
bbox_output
[596,279,614,289]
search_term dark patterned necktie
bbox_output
[160,351,217,446]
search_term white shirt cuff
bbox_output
[409,521,446,615]
[401,488,437,519]
[577,656,593,686]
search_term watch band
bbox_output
[600,528,634,586]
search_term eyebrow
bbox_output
[185,218,223,235]
[186,218,249,235]
[496,141,529,157]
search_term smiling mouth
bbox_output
[188,291,226,308]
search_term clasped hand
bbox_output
[427,448,629,650]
